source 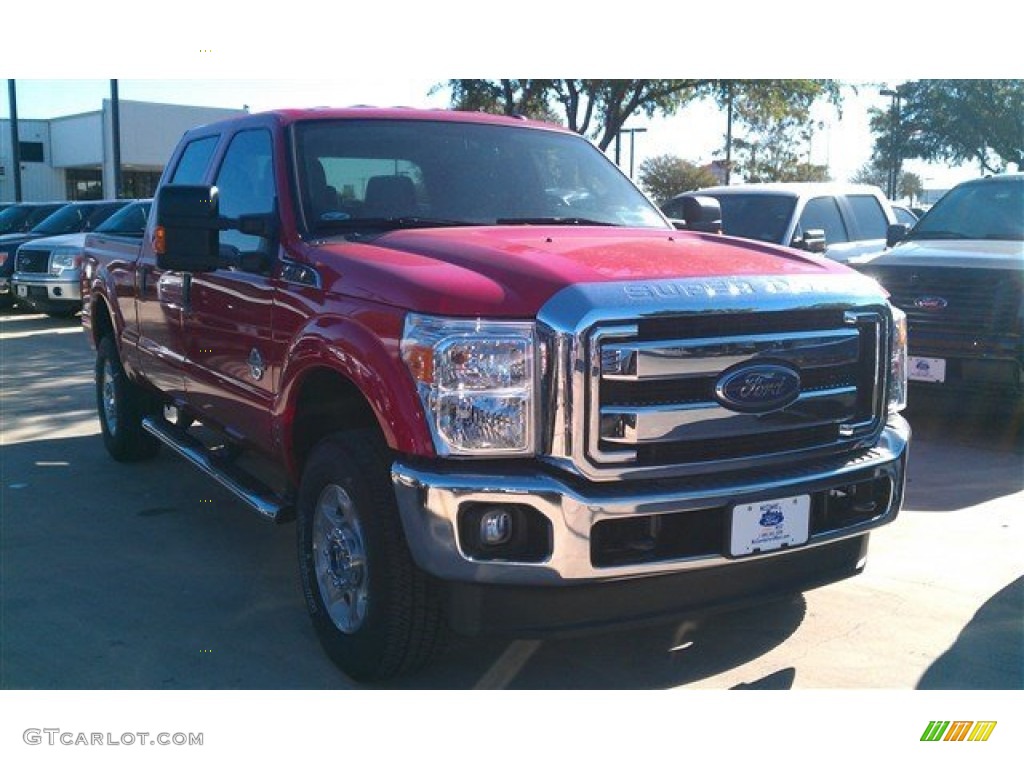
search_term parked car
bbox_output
[0,199,129,308]
[661,183,900,262]
[11,200,151,316]
[851,174,1023,400]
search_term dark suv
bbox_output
[852,174,1023,400]
[0,200,128,308]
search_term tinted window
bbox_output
[799,197,849,244]
[846,194,888,239]
[19,142,45,163]
[709,193,797,244]
[295,119,665,230]
[0,205,37,235]
[914,178,1023,241]
[893,206,918,227]
[95,201,152,236]
[214,129,275,257]
[31,203,125,236]
[171,136,219,185]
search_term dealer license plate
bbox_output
[908,356,946,383]
[730,495,810,556]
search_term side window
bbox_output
[846,194,888,239]
[170,136,219,185]
[799,197,849,244]
[214,129,276,259]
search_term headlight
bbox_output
[401,313,536,456]
[49,247,82,276]
[889,305,908,413]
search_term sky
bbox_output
[2,2,1014,194]
[0,77,986,193]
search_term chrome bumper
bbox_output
[392,415,910,586]
[10,274,81,302]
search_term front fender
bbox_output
[275,311,434,477]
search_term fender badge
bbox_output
[248,348,265,381]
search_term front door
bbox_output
[182,128,280,453]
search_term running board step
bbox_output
[142,417,290,522]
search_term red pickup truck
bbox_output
[81,107,911,682]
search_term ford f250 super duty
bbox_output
[81,108,911,682]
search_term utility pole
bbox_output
[110,79,122,199]
[724,81,734,185]
[7,80,22,202]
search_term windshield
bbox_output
[95,201,151,235]
[31,203,124,236]
[294,119,667,233]
[0,204,58,235]
[705,193,797,245]
[913,177,1023,241]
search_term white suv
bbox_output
[662,182,899,263]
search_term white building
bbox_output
[0,100,245,202]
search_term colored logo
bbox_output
[759,504,785,527]
[921,721,997,742]
[913,296,948,311]
[715,363,801,414]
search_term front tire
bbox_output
[95,335,160,462]
[297,431,446,682]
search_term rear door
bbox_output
[837,193,891,260]
[134,134,220,398]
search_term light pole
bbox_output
[618,126,647,178]
[880,87,903,200]
[724,81,734,185]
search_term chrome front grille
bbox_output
[587,309,886,473]
[15,248,51,274]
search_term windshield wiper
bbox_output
[495,216,618,226]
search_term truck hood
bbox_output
[10,232,87,250]
[850,238,1024,271]
[311,226,853,316]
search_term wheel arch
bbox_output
[277,322,434,483]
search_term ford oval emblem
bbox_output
[913,296,948,311]
[715,363,801,414]
[759,505,785,527]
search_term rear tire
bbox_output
[96,335,160,462]
[297,430,446,682]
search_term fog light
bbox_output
[480,507,513,546]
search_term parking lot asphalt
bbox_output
[1,310,1021,690]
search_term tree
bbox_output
[730,118,831,183]
[637,155,719,203]
[440,79,711,151]
[870,80,1024,175]
[709,80,843,182]
[851,161,924,204]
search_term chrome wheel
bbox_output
[312,484,369,634]
[101,359,119,436]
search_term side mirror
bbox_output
[677,195,723,234]
[793,228,827,254]
[886,223,910,248]
[155,185,222,272]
